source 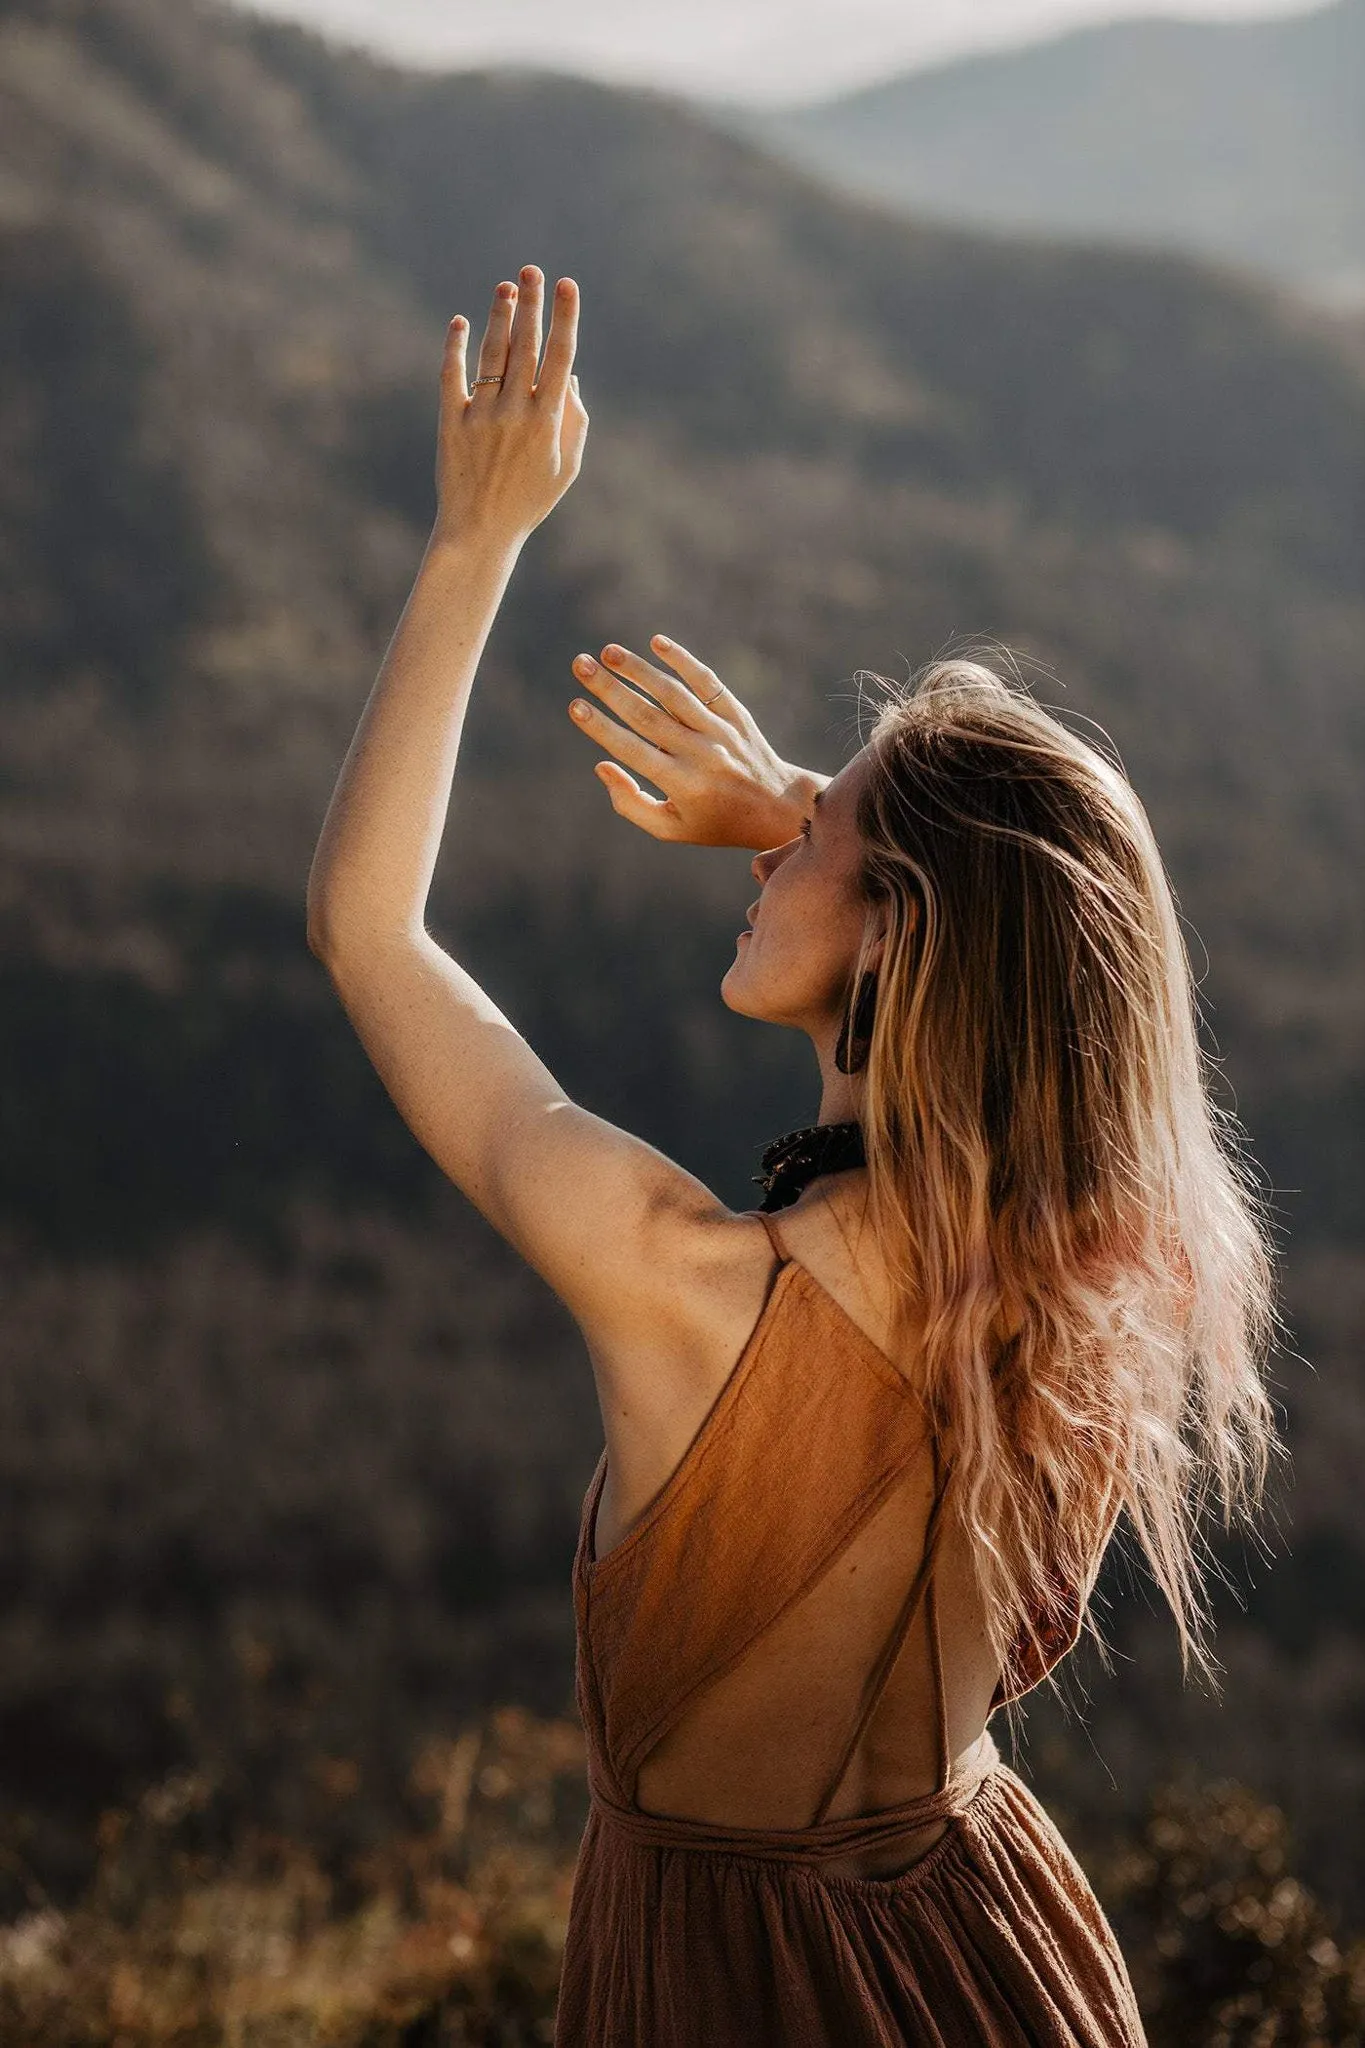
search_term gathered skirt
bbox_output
[555,1754,1148,2045]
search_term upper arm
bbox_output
[315,929,732,1343]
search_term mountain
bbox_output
[746,0,1365,307]
[0,0,1362,1912]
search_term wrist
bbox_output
[424,519,528,573]
[740,765,831,852]
[769,764,831,841]
[781,764,832,812]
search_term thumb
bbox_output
[561,390,589,473]
[595,761,630,800]
[595,761,668,836]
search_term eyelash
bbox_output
[800,817,813,839]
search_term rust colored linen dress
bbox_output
[556,1209,1147,2046]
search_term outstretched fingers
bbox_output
[434,265,588,537]
[586,641,724,732]
[571,646,690,741]
[537,277,581,413]
[506,265,544,391]
[474,279,518,389]
[568,673,675,788]
[442,315,470,404]
[649,635,734,719]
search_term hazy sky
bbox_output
[240,0,1325,105]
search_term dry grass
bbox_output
[0,1706,587,2047]
[3,1704,1364,2046]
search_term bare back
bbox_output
[580,1178,1003,1880]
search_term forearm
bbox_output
[306,525,522,955]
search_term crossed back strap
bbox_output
[757,1210,955,1825]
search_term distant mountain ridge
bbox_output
[746,0,1365,307]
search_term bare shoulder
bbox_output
[581,1171,920,1559]
[580,1172,901,1424]
[578,1201,781,1426]
[578,1203,784,1559]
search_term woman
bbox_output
[308,268,1280,2046]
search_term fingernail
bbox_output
[602,645,622,662]
[574,655,595,675]
[520,265,539,282]
[571,701,591,719]
[653,634,671,648]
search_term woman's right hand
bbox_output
[566,634,827,851]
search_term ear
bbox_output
[864,901,893,974]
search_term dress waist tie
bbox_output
[587,1731,999,1866]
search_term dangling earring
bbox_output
[834,969,878,1075]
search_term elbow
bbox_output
[306,863,327,955]
[306,876,360,966]
[306,889,340,966]
[305,894,325,957]
[305,901,424,975]
[308,915,360,995]
[308,920,353,977]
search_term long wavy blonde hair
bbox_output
[844,654,1282,1719]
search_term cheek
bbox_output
[757,881,859,1003]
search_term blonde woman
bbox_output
[308,267,1280,2046]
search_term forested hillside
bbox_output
[1,0,1362,1920]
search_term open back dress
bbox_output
[555,1209,1147,2046]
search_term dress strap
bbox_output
[756,1210,790,1267]
[928,1556,950,1791]
[809,1433,955,1826]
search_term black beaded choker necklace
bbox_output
[753,1120,866,1213]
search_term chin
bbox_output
[719,961,754,1017]
[720,962,772,1024]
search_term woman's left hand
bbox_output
[432,265,589,548]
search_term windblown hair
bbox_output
[845,655,1282,1720]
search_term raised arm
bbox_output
[307,270,584,954]
[306,268,735,1355]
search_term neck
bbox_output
[816,1071,863,1125]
